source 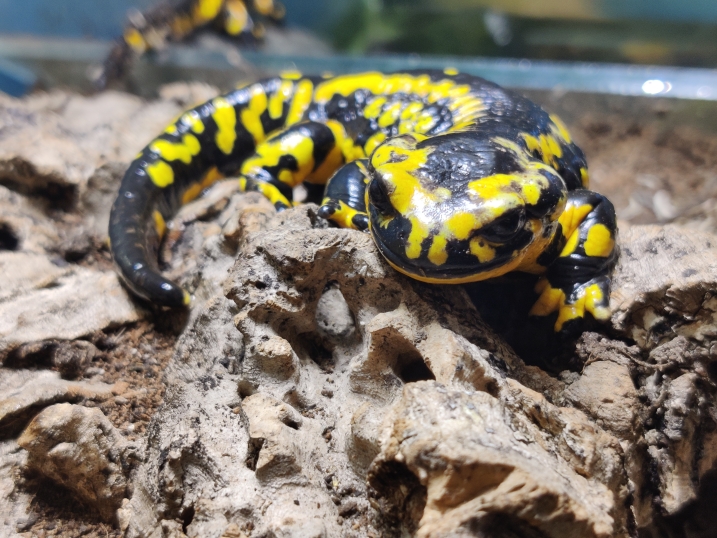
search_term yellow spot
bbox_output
[252,180,291,208]
[555,299,584,332]
[580,167,590,187]
[254,0,275,15]
[180,111,205,134]
[377,101,404,128]
[281,70,302,80]
[183,290,192,305]
[469,237,496,263]
[363,96,387,119]
[193,0,223,21]
[428,235,448,265]
[444,67,459,76]
[364,132,386,155]
[584,283,610,320]
[286,79,314,125]
[308,120,355,184]
[406,216,430,260]
[584,223,614,257]
[150,134,201,164]
[181,166,224,204]
[123,28,147,53]
[240,110,264,144]
[414,112,437,133]
[223,0,249,35]
[153,210,166,238]
[550,114,573,144]
[239,84,268,143]
[524,134,540,155]
[559,203,593,239]
[241,129,315,188]
[147,160,174,188]
[560,229,580,257]
[530,279,565,317]
[268,80,294,120]
[321,199,364,230]
[212,97,237,155]
[444,212,478,241]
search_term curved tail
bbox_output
[109,76,296,306]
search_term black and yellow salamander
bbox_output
[109,69,618,333]
[98,0,284,88]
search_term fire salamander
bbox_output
[98,0,284,88]
[109,69,618,333]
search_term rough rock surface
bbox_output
[1,87,717,538]
[18,403,137,521]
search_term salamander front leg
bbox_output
[318,160,371,231]
[530,189,618,333]
[238,120,354,211]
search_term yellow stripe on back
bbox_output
[212,97,237,155]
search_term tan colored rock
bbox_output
[0,370,120,437]
[18,403,136,521]
[564,360,639,440]
[369,381,626,538]
[0,440,32,536]
[242,392,305,479]
[611,224,717,348]
[0,251,70,302]
[0,268,146,360]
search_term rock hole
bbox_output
[181,505,195,533]
[0,222,19,251]
[5,341,56,369]
[292,332,335,371]
[465,513,550,538]
[238,379,257,399]
[245,438,264,471]
[707,361,717,384]
[368,460,427,534]
[281,416,300,430]
[393,350,435,384]
[283,387,315,412]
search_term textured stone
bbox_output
[369,382,625,538]
[0,369,120,438]
[0,268,146,361]
[18,403,136,521]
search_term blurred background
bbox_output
[2,0,717,98]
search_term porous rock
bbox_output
[369,381,623,538]
[120,206,629,537]
[18,403,137,521]
[0,268,146,361]
[0,369,121,438]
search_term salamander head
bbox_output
[366,132,568,283]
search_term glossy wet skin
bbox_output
[365,132,569,284]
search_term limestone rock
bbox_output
[369,381,625,538]
[0,440,32,536]
[0,369,120,438]
[0,268,146,361]
[119,206,625,537]
[18,403,136,521]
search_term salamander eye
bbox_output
[479,209,526,243]
[368,177,396,216]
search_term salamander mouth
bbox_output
[369,217,525,284]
